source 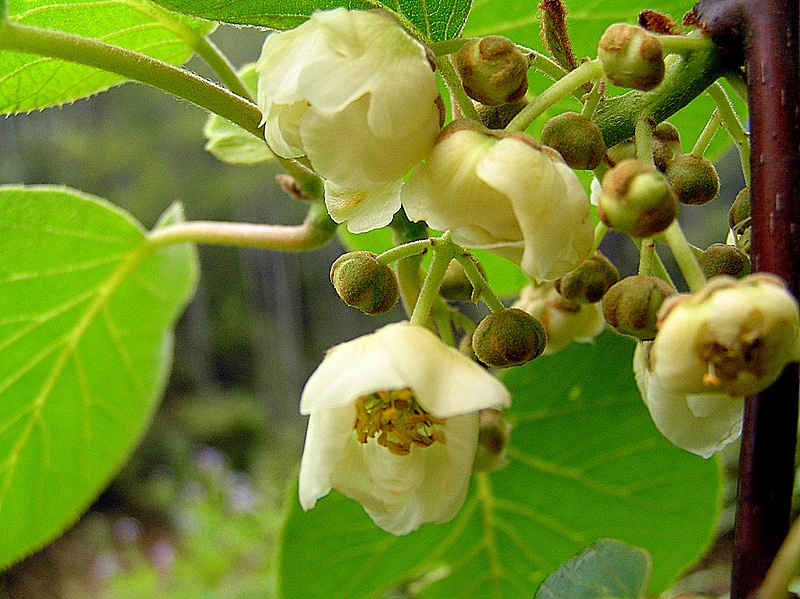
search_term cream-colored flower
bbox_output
[402,121,594,282]
[299,322,511,535]
[634,341,743,458]
[513,282,605,354]
[650,274,800,397]
[256,9,441,232]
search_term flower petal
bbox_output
[324,180,402,233]
[634,342,743,458]
[298,403,356,510]
[377,323,511,418]
[476,138,593,282]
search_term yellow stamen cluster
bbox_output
[354,389,446,456]
[696,312,774,389]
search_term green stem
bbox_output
[638,237,655,276]
[410,237,454,328]
[0,20,264,138]
[125,0,252,100]
[707,82,751,186]
[145,203,337,252]
[436,55,480,121]
[376,239,432,265]
[453,253,505,314]
[580,80,604,120]
[634,117,655,167]
[429,37,471,56]
[527,49,567,81]
[755,506,800,599]
[592,41,726,148]
[658,34,715,54]
[662,220,706,292]
[691,110,722,157]
[391,210,429,317]
[505,59,604,132]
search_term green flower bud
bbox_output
[472,308,547,367]
[728,186,751,235]
[439,259,486,301]
[597,158,678,237]
[540,111,607,170]
[651,121,682,172]
[473,409,512,472]
[699,243,751,279]
[598,23,665,91]
[607,139,637,164]
[456,36,529,106]
[330,251,399,314]
[555,252,621,303]
[666,153,720,205]
[602,274,676,340]
[476,99,528,129]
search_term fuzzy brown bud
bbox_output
[602,275,676,340]
[473,409,512,472]
[699,243,751,279]
[598,23,665,91]
[666,153,720,205]
[651,121,682,172]
[540,112,607,170]
[456,36,529,106]
[555,252,621,303]
[472,308,547,367]
[439,259,485,301]
[477,99,528,129]
[330,251,399,314]
[728,187,751,235]
[597,158,678,237]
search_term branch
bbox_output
[693,2,800,598]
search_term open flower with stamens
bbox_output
[633,274,800,457]
[299,322,511,535]
[649,274,800,397]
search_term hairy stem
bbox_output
[146,203,337,252]
[0,20,263,137]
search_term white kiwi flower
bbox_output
[633,274,800,457]
[298,322,511,535]
[256,8,442,233]
[402,120,594,282]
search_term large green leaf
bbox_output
[535,538,651,599]
[0,186,198,568]
[0,0,215,114]
[148,0,471,42]
[277,331,721,598]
